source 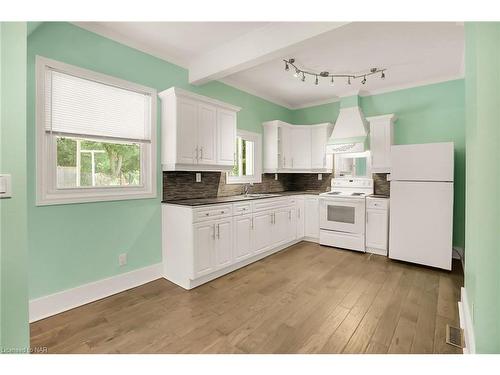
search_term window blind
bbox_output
[45,69,151,142]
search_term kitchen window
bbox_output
[36,56,157,205]
[226,130,262,184]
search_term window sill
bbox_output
[36,188,157,206]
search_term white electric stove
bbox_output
[319,178,374,252]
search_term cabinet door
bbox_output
[273,209,290,246]
[304,197,319,238]
[198,103,217,165]
[311,126,328,169]
[366,209,388,250]
[217,108,236,166]
[214,219,233,269]
[253,211,273,254]
[286,207,297,241]
[177,98,199,165]
[370,121,392,172]
[280,125,292,169]
[233,214,253,262]
[290,127,312,169]
[193,222,215,278]
[296,199,305,239]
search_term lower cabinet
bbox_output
[233,214,253,261]
[304,196,320,239]
[365,197,390,256]
[162,194,320,290]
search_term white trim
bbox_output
[36,56,157,206]
[220,76,294,109]
[458,287,476,354]
[72,22,189,69]
[158,86,241,112]
[226,130,262,185]
[29,263,163,322]
[290,96,341,110]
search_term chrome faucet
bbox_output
[244,183,253,196]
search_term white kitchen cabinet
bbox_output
[197,103,217,165]
[159,87,241,171]
[162,194,320,290]
[290,127,311,169]
[304,196,319,239]
[365,197,390,256]
[263,121,332,173]
[176,98,199,165]
[366,114,396,173]
[253,210,273,254]
[311,124,334,169]
[217,108,237,166]
[193,221,215,278]
[295,197,305,239]
[214,218,233,269]
[233,214,253,261]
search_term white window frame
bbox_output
[226,130,262,184]
[36,56,157,205]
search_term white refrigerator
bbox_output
[389,142,454,270]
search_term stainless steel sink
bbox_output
[239,193,280,199]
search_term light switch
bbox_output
[0,174,12,198]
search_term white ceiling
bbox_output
[75,22,464,109]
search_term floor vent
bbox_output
[446,324,464,348]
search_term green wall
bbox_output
[0,22,29,351]
[292,80,466,248]
[27,22,292,299]
[464,22,500,354]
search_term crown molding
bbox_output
[72,22,189,69]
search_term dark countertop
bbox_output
[162,190,323,207]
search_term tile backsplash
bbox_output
[163,171,390,201]
[162,172,330,201]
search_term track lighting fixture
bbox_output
[283,58,386,87]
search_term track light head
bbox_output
[315,76,319,85]
[285,62,289,71]
[330,76,334,86]
[361,76,367,84]
[301,72,306,82]
[293,68,300,78]
[381,71,385,79]
[348,76,351,85]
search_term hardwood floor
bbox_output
[30,242,463,354]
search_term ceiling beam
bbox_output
[188,22,349,85]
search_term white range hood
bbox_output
[326,106,368,154]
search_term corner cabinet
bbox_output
[366,114,396,173]
[159,87,241,171]
[262,121,333,173]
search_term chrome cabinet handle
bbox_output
[251,217,254,229]
[283,156,286,167]
[298,208,301,219]
[217,223,220,239]
[200,147,203,160]
[289,210,291,220]
[270,213,273,224]
[213,224,216,239]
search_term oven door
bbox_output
[319,197,365,234]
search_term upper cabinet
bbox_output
[159,87,241,171]
[367,114,396,173]
[263,120,333,173]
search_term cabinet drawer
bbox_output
[252,197,289,212]
[193,204,232,222]
[366,198,389,210]
[233,202,252,215]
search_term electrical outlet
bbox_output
[318,173,322,181]
[196,173,202,182]
[118,253,127,267]
[274,173,278,180]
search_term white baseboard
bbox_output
[458,286,476,354]
[29,263,163,323]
